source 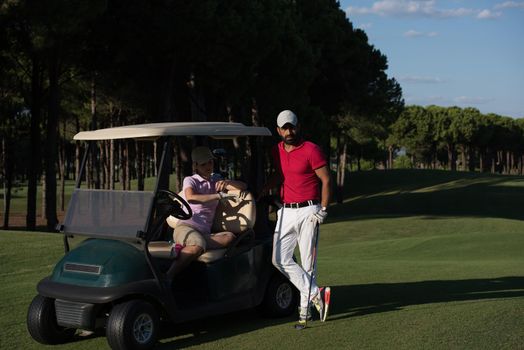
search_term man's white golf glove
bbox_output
[310,207,328,224]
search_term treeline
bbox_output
[389,105,524,174]
[0,0,403,230]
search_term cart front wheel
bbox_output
[106,300,160,350]
[26,295,75,344]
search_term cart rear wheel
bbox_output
[27,295,75,344]
[106,300,159,350]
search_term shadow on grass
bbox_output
[330,170,524,222]
[57,309,293,349]
[329,276,524,320]
[156,309,293,349]
[79,277,524,348]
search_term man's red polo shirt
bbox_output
[272,140,327,204]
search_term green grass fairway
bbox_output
[1,170,524,349]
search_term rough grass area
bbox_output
[1,169,523,349]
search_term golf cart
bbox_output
[27,122,298,349]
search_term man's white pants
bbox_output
[272,205,320,309]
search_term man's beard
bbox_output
[283,136,298,145]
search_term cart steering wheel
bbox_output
[156,190,192,220]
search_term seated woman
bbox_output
[169,146,246,276]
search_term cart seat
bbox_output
[149,189,256,263]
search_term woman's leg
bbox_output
[168,225,206,277]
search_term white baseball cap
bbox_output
[277,110,298,128]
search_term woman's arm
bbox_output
[216,179,247,192]
[184,187,220,204]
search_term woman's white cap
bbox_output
[191,146,215,164]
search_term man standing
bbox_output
[261,110,332,325]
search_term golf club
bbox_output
[295,223,320,330]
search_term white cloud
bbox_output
[404,30,438,37]
[405,95,448,104]
[477,9,502,19]
[494,1,524,9]
[405,95,496,108]
[404,30,423,37]
[346,0,501,20]
[347,0,473,18]
[358,22,373,30]
[454,96,494,104]
[400,75,445,83]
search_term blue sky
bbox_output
[339,0,524,118]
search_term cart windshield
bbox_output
[63,189,154,241]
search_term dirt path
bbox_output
[0,212,66,231]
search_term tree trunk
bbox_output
[110,139,115,190]
[45,52,59,231]
[447,143,456,171]
[41,175,46,220]
[388,145,393,169]
[153,141,158,177]
[188,71,207,123]
[173,140,182,191]
[103,141,109,189]
[460,147,466,171]
[479,149,484,173]
[119,141,126,190]
[90,75,100,189]
[26,57,43,230]
[137,141,144,191]
[75,141,81,182]
[86,152,92,188]
[432,144,438,170]
[150,61,180,192]
[468,145,475,172]
[498,150,503,174]
[336,135,348,204]
[75,115,81,182]
[115,142,120,187]
[2,137,13,229]
[505,151,510,175]
[126,141,131,190]
[145,143,151,178]
[59,120,66,211]
[65,141,71,180]
[109,113,115,190]
[2,137,5,227]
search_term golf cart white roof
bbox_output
[73,122,272,140]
